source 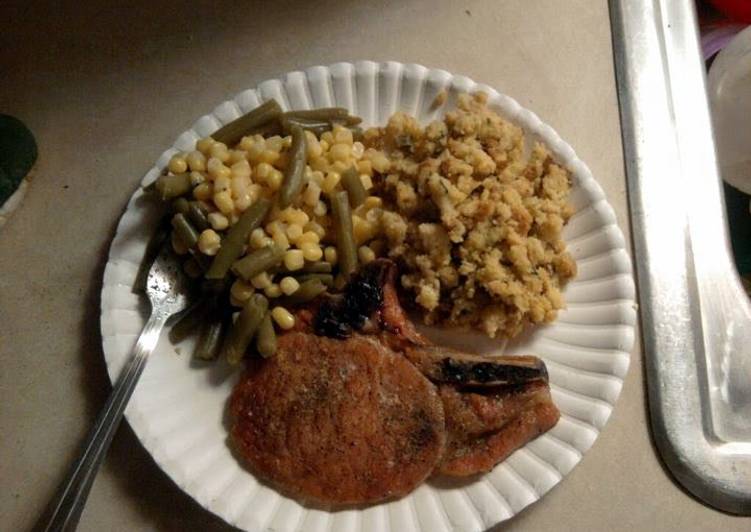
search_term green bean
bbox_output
[231,244,284,281]
[156,172,191,200]
[278,125,307,208]
[285,261,332,274]
[224,294,268,365]
[283,108,361,126]
[249,119,282,138]
[293,273,334,287]
[280,116,332,137]
[193,318,227,361]
[205,198,271,279]
[276,279,327,306]
[330,190,358,279]
[340,166,367,207]
[172,197,190,214]
[211,99,283,146]
[255,313,277,358]
[171,213,199,249]
[133,218,170,294]
[169,300,208,344]
[187,201,210,231]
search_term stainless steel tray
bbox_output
[610,0,751,515]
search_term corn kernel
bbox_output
[245,140,265,162]
[251,271,273,289]
[302,182,321,206]
[363,196,382,210]
[286,223,303,242]
[282,135,293,149]
[208,157,231,180]
[271,230,290,250]
[263,283,281,298]
[267,169,283,191]
[360,174,373,190]
[271,307,296,330]
[186,150,207,172]
[228,150,248,165]
[231,279,254,303]
[214,174,231,193]
[265,135,284,152]
[234,194,252,212]
[352,215,377,245]
[189,171,206,186]
[304,221,326,238]
[305,131,322,158]
[321,172,340,194]
[297,231,320,245]
[357,159,373,176]
[321,131,334,145]
[300,243,323,261]
[370,150,390,173]
[255,162,273,181]
[279,276,300,295]
[230,159,251,179]
[313,200,328,217]
[358,245,376,264]
[280,207,309,225]
[352,141,365,159]
[324,246,338,265]
[208,212,229,230]
[238,136,254,151]
[171,231,189,255]
[283,249,305,271]
[209,142,230,162]
[259,149,280,165]
[193,182,213,201]
[168,154,188,174]
[249,228,270,249]
[214,191,234,214]
[229,294,244,307]
[196,137,216,155]
[198,229,221,256]
[333,127,354,146]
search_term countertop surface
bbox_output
[1,1,748,530]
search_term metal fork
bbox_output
[43,246,191,531]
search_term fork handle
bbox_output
[44,311,169,532]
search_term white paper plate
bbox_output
[101,61,636,532]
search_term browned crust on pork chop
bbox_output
[436,383,560,476]
[230,331,446,505]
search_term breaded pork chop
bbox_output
[229,331,445,506]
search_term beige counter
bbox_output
[1,1,748,530]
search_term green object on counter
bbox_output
[0,115,38,204]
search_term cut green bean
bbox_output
[340,166,367,207]
[276,279,327,306]
[205,198,271,279]
[278,125,307,208]
[224,294,268,365]
[256,313,277,358]
[284,261,332,274]
[331,190,358,279]
[133,218,170,294]
[283,108,361,125]
[187,201,210,231]
[231,244,284,281]
[294,273,334,287]
[156,172,191,200]
[169,300,208,344]
[194,318,226,361]
[281,116,332,137]
[211,99,283,146]
[172,197,190,214]
[171,213,199,248]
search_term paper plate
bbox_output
[101,61,636,532]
